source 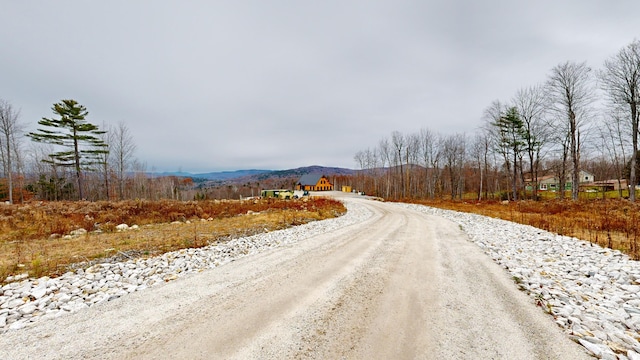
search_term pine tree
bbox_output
[28,99,108,200]
[493,106,526,200]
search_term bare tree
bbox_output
[0,99,23,203]
[599,39,640,200]
[598,111,631,197]
[97,123,115,200]
[353,150,367,193]
[549,128,572,199]
[111,122,137,200]
[419,128,441,198]
[378,137,392,198]
[391,131,406,198]
[365,147,381,195]
[405,132,420,197]
[547,61,595,200]
[513,84,549,200]
[442,133,466,199]
[470,132,491,200]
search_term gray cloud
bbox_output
[1,1,638,172]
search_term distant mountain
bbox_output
[150,169,271,180]
[149,171,195,178]
[152,165,355,184]
[192,169,272,180]
[248,165,355,181]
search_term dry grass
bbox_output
[402,198,640,260]
[0,197,346,283]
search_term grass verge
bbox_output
[0,197,346,283]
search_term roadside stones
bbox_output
[0,201,371,334]
[17,303,37,316]
[115,223,138,231]
[31,283,47,300]
[70,228,87,237]
[402,203,640,359]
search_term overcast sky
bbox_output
[1,1,638,173]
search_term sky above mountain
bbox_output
[2,1,638,172]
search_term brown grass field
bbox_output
[0,197,346,283]
[5,195,637,284]
[403,198,640,260]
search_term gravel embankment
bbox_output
[400,203,640,360]
[0,202,373,333]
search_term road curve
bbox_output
[0,195,590,359]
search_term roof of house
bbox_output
[298,173,326,186]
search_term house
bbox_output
[296,174,334,191]
[588,179,628,192]
[530,170,595,191]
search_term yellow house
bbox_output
[296,174,334,191]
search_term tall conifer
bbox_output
[28,99,108,199]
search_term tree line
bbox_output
[353,39,640,201]
[0,98,191,203]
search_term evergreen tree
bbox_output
[27,99,108,200]
[493,106,526,200]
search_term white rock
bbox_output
[70,228,87,236]
[18,303,37,315]
[116,223,129,231]
[31,283,48,300]
[61,302,89,313]
[56,294,72,303]
[628,350,640,360]
[3,298,25,310]
[9,320,26,330]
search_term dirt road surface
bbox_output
[0,194,590,359]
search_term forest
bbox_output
[352,39,640,202]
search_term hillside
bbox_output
[153,166,354,183]
[248,165,355,181]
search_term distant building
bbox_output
[588,179,628,192]
[296,174,334,191]
[526,170,595,191]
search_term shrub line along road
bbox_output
[0,193,589,359]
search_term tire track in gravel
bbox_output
[125,198,399,359]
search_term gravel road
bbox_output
[0,194,589,359]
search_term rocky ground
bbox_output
[2,200,640,358]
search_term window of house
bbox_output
[541,184,547,190]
